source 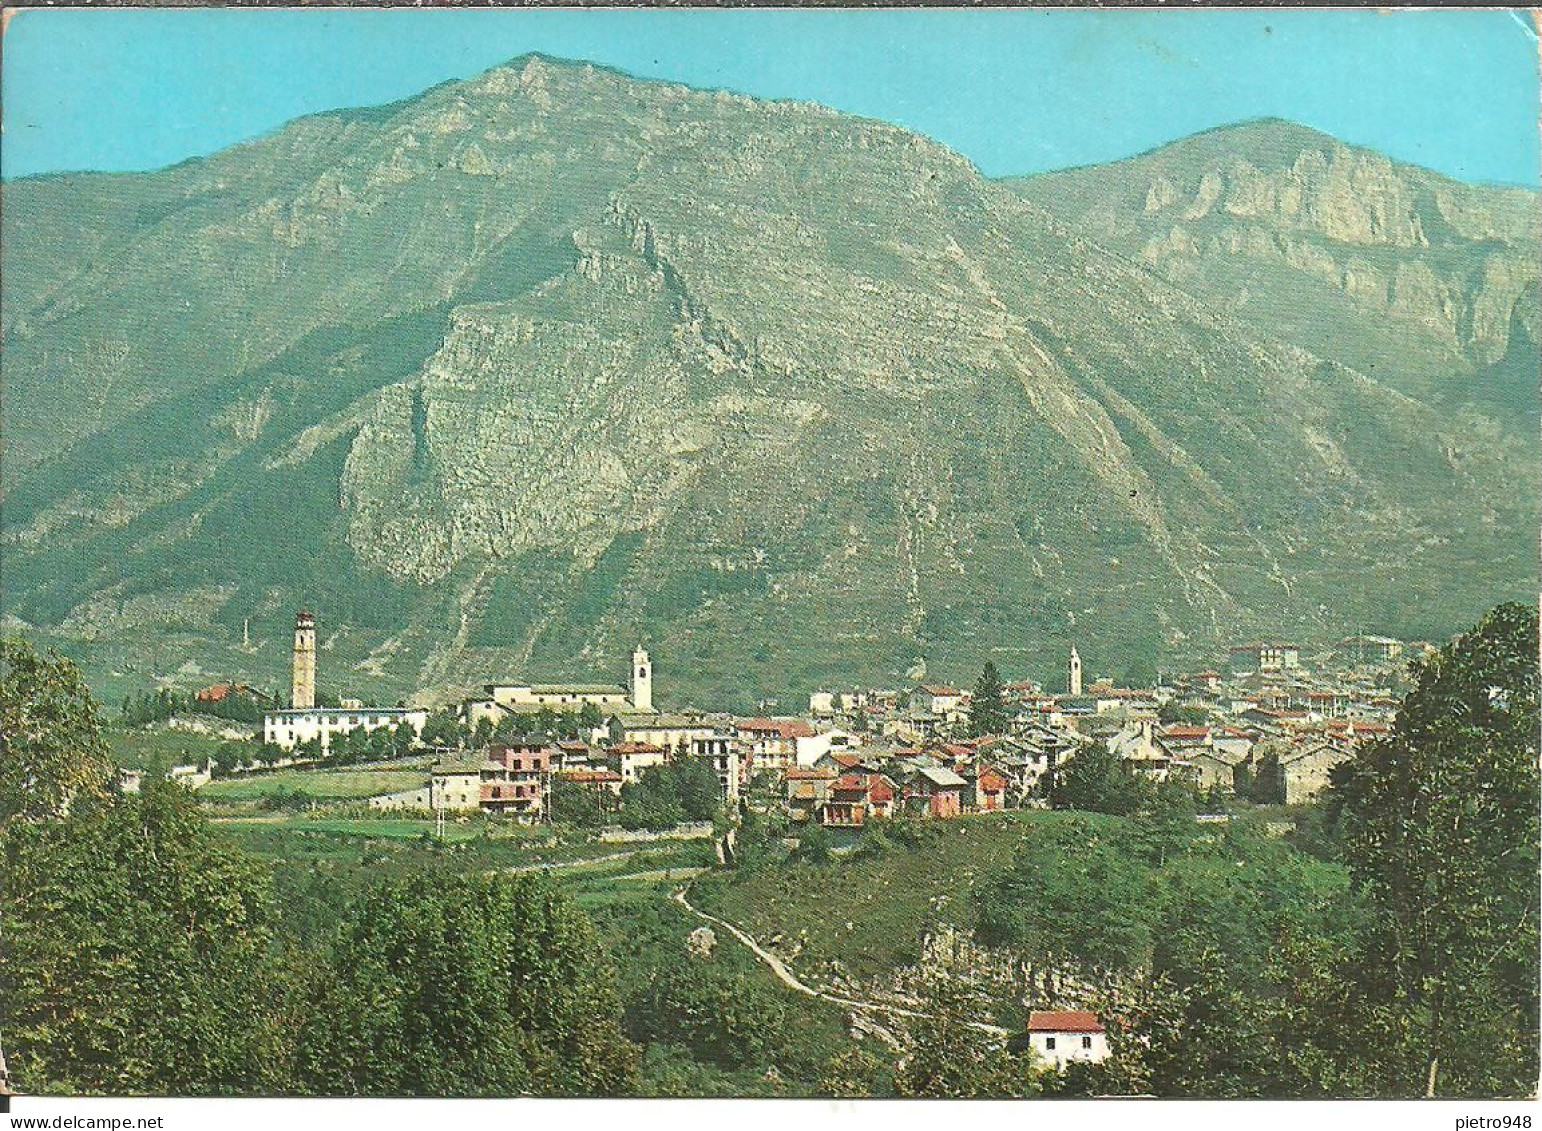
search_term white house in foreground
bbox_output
[1025,1010,1110,1070]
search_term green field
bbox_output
[106,725,241,773]
[199,768,427,801]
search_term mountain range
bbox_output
[3,55,1536,708]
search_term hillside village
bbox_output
[139,611,1428,833]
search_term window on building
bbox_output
[1044,1037,1056,1050]
[1082,1036,1093,1049]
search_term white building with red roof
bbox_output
[1025,1010,1109,1069]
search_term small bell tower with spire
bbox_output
[1068,643,1083,697]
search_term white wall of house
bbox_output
[369,786,432,811]
[794,729,858,768]
[1028,1030,1110,1070]
[617,749,668,784]
[262,708,427,751]
[430,771,482,812]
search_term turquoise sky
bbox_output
[3,8,1539,185]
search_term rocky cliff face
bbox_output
[3,65,1535,707]
[1009,120,1540,408]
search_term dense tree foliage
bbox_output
[292,873,637,1096]
[1331,601,1539,1097]
[632,959,790,1070]
[119,686,271,727]
[1048,741,1147,815]
[618,759,721,830]
[1,779,288,1094]
[1,637,117,823]
[550,776,617,828]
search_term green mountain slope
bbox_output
[3,61,1535,708]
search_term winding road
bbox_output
[670,887,1009,1038]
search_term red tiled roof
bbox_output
[1161,726,1210,740]
[1026,1010,1104,1034]
[611,742,667,755]
[736,717,817,739]
[562,769,621,783]
[785,768,837,781]
[196,682,261,702]
[976,767,1008,790]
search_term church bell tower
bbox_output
[292,611,317,710]
[1067,643,1083,697]
[631,646,653,713]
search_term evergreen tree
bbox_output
[968,661,1009,737]
[1050,742,1148,815]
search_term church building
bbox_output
[463,647,657,727]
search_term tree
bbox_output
[1159,702,1209,726]
[632,958,789,1070]
[619,760,721,830]
[968,661,1009,737]
[212,741,245,776]
[976,819,1159,973]
[1126,777,1198,867]
[1,637,117,824]
[892,982,1041,1097]
[551,778,614,829]
[1331,602,1540,1098]
[293,873,637,1096]
[1051,742,1148,815]
[1,779,289,1094]
[795,822,832,864]
[673,757,723,823]
[420,709,463,749]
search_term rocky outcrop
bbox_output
[1012,120,1541,389]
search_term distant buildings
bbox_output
[259,602,1409,829]
[263,705,428,751]
[464,647,656,728]
[263,611,426,751]
[1228,641,1301,675]
[1336,635,1405,665]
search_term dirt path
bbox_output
[671,887,1008,1037]
[500,848,653,875]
